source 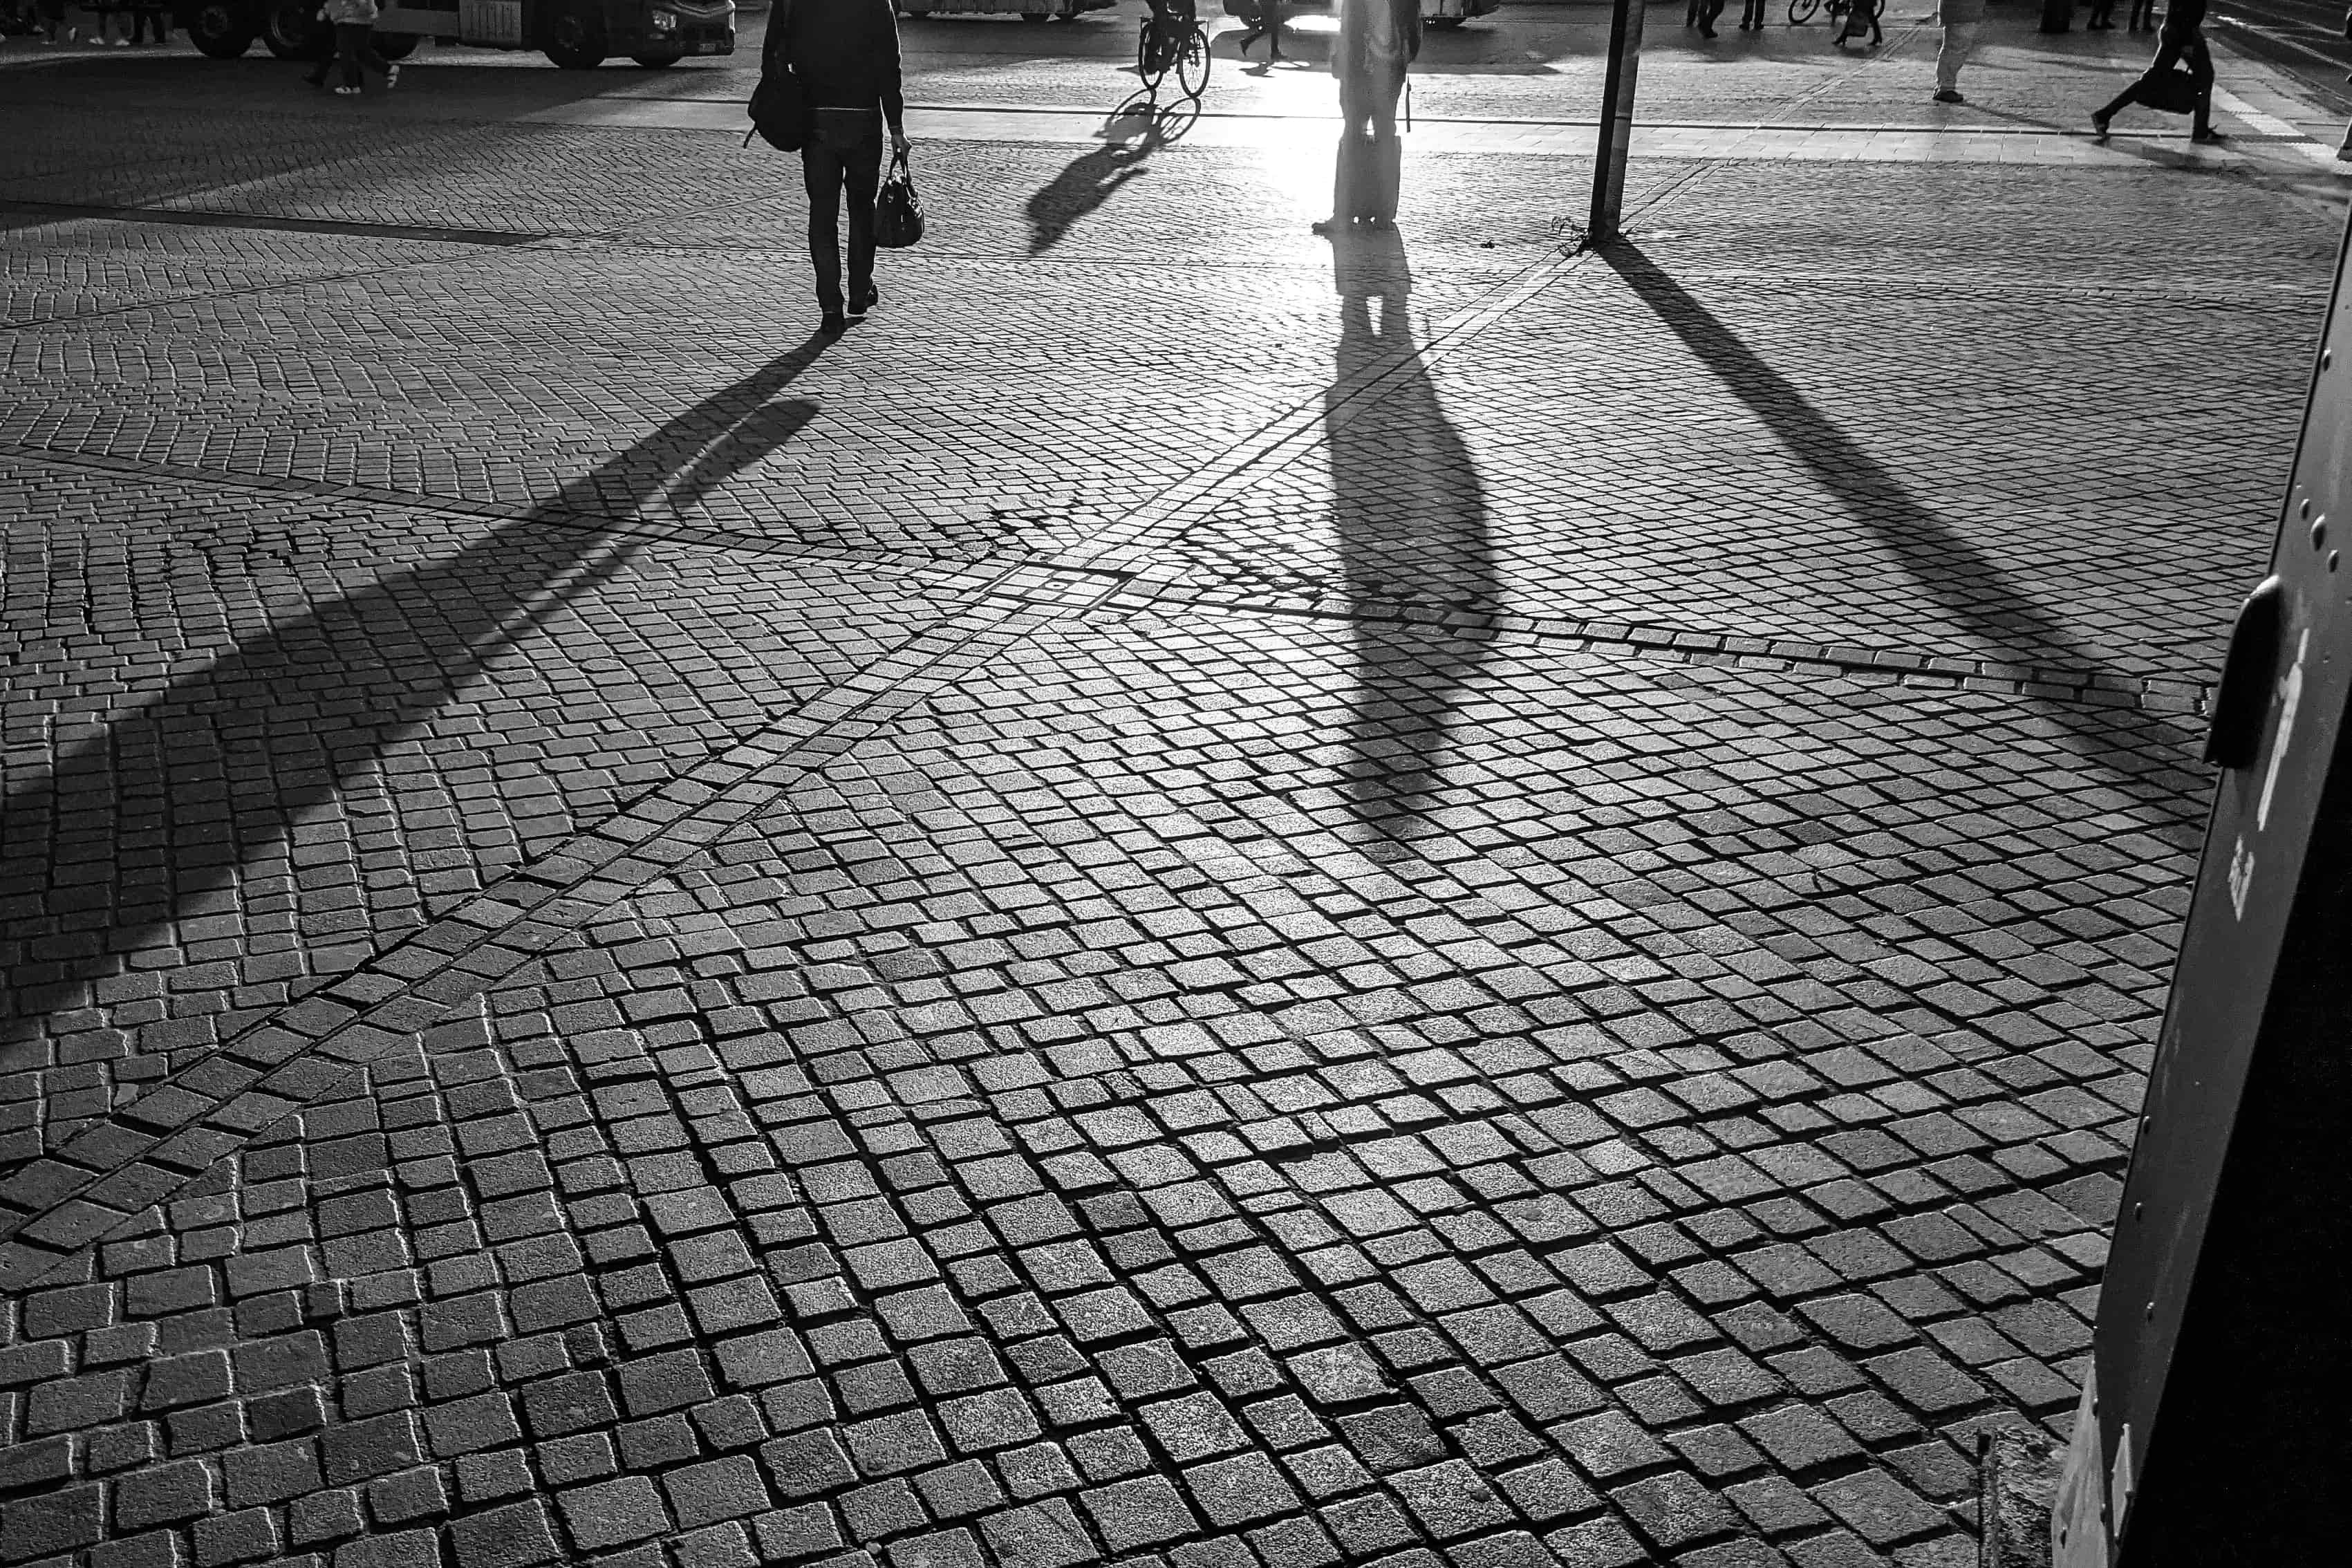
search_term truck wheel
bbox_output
[372,32,419,59]
[187,1,256,57]
[631,51,683,66]
[261,0,331,57]
[544,12,606,68]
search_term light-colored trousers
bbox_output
[1936,22,1979,93]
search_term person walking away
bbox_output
[788,0,912,333]
[1313,0,1420,234]
[2092,0,2220,144]
[306,0,398,93]
[1935,0,1983,101]
[1238,0,1286,62]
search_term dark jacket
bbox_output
[783,0,905,129]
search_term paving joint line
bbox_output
[0,442,1032,597]
[1083,577,2216,716]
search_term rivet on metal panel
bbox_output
[2302,498,2313,519]
[2313,521,2328,550]
[2324,349,2335,371]
[2329,552,2340,573]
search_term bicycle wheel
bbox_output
[1136,19,1164,93]
[1788,0,1819,21]
[1177,24,1211,101]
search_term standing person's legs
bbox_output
[1699,0,1722,36]
[801,139,850,321]
[338,23,368,88]
[1262,0,1284,58]
[1935,21,1977,94]
[841,133,884,313]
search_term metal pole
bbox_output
[1588,0,1645,245]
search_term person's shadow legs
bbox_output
[1325,229,1497,841]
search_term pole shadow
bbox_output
[1326,227,1500,843]
[1597,241,2199,798]
[0,333,837,1069]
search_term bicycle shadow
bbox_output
[1025,96,1195,254]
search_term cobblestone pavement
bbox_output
[1,10,2344,1568]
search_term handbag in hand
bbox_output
[875,149,924,249]
[745,0,807,153]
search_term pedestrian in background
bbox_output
[788,0,913,333]
[1695,0,1723,39]
[2087,0,2114,28]
[2129,0,2155,30]
[1313,0,1420,234]
[129,0,166,42]
[1934,0,1982,102]
[1238,0,1287,62]
[1836,0,1882,48]
[2093,0,2221,144]
[1739,0,1768,29]
[305,0,397,93]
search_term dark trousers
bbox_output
[1243,0,1284,54]
[801,121,884,315]
[2098,31,2214,136]
[306,23,390,88]
[1740,0,1767,25]
[129,3,164,39]
[2129,0,2154,26]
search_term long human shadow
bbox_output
[1327,227,1499,841]
[0,333,835,1063]
[1598,243,2194,796]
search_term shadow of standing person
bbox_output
[1326,227,1499,842]
[0,334,837,1085]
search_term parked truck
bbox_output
[177,0,736,70]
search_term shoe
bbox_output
[334,86,359,95]
[820,311,848,333]
[2192,129,2225,144]
[386,63,399,88]
[1933,89,1963,104]
[2090,113,2110,142]
[850,284,878,317]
